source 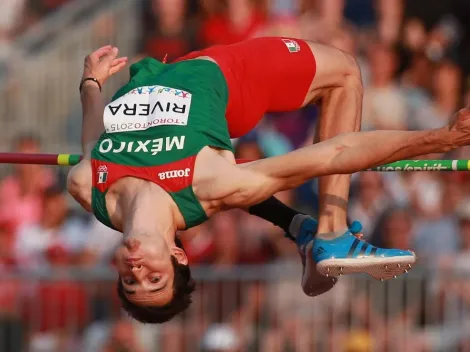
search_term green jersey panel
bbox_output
[90,58,233,229]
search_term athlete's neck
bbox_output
[118,181,178,245]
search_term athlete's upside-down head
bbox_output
[115,236,196,324]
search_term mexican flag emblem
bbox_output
[97,165,108,184]
[282,39,300,53]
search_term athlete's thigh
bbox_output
[205,37,317,138]
[231,38,358,112]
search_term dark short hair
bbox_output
[117,237,196,324]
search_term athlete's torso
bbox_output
[90,57,234,230]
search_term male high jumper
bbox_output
[68,38,469,323]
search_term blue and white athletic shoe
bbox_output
[313,221,416,280]
[286,216,416,296]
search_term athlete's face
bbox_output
[115,235,175,306]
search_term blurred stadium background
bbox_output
[1,0,470,351]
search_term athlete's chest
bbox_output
[104,85,193,135]
[99,177,188,231]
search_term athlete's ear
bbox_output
[172,246,188,265]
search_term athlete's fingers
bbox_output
[111,57,128,67]
[101,47,119,64]
[89,45,113,61]
[110,57,128,72]
[109,60,128,75]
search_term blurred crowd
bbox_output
[1,0,73,59]
[2,0,470,351]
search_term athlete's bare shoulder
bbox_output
[191,146,271,213]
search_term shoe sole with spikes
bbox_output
[316,254,416,281]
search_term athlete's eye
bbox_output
[124,279,135,285]
[149,277,160,283]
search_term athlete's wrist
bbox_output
[79,77,102,93]
[433,127,460,151]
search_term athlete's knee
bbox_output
[67,170,81,197]
[340,52,363,92]
[67,164,91,202]
[307,41,363,90]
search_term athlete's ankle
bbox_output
[315,228,349,241]
[316,218,348,235]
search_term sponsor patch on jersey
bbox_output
[104,85,192,133]
[282,39,300,53]
[158,168,191,180]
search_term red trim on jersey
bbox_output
[91,156,197,194]
[236,159,253,164]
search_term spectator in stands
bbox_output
[0,222,16,272]
[23,279,89,352]
[362,41,408,130]
[0,0,25,65]
[438,198,470,273]
[101,318,147,352]
[24,0,72,23]
[370,206,414,250]
[0,133,56,236]
[349,173,390,238]
[143,0,198,62]
[0,281,24,352]
[13,185,88,270]
[177,223,215,265]
[200,323,240,352]
[430,199,470,351]
[411,61,462,130]
[413,177,460,264]
[354,207,429,351]
[199,0,265,47]
[209,212,241,266]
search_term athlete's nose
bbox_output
[131,265,148,281]
[131,265,143,271]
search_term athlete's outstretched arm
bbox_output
[222,109,470,207]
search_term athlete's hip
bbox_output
[175,37,317,138]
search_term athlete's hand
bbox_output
[449,108,470,131]
[448,107,470,146]
[82,45,128,87]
